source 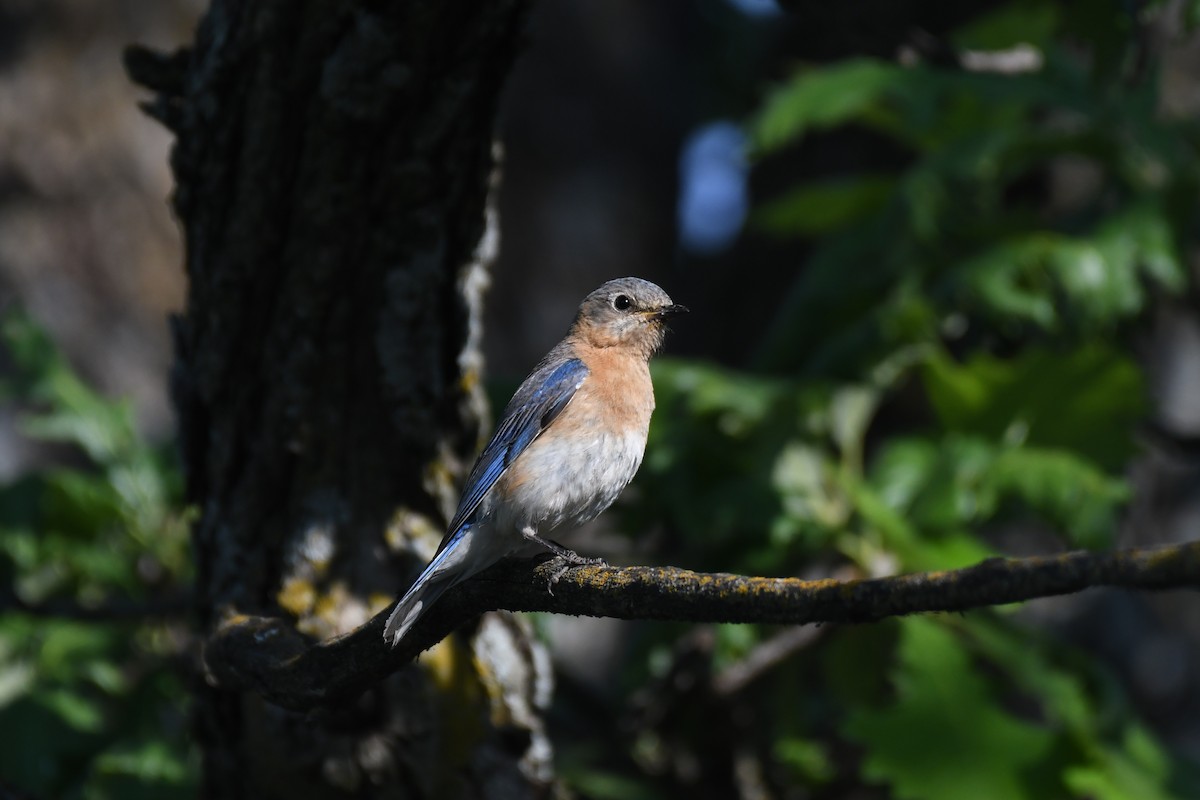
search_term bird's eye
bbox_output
[613,294,632,311]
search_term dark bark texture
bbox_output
[127,2,545,798]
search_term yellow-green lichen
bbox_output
[312,582,350,622]
[459,367,481,394]
[277,577,317,617]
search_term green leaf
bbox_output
[38,687,104,733]
[3,310,140,465]
[844,617,1054,800]
[963,617,1095,731]
[753,60,911,152]
[1063,731,1174,800]
[19,376,137,464]
[868,438,940,513]
[921,346,1144,469]
[41,471,124,537]
[871,431,1125,548]
[984,447,1127,548]
[903,436,995,529]
[93,739,191,784]
[869,435,997,528]
[753,176,895,237]
[773,442,846,530]
[963,617,1177,799]
[774,736,835,784]
[1093,202,1186,294]
[830,384,880,460]
[960,205,1185,330]
[1,313,58,383]
[952,0,1061,50]
[712,623,762,670]
[851,475,996,571]
[1121,725,1169,781]
[37,621,119,682]
[959,235,1069,329]
[83,660,129,696]
[653,360,783,429]
[0,659,36,709]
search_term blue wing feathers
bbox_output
[441,354,587,541]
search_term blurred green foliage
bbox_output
[576,1,1200,798]
[0,313,196,798]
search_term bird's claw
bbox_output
[545,553,607,594]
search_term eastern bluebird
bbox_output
[384,277,686,646]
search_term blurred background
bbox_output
[3,0,1200,797]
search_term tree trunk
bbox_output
[129,2,550,797]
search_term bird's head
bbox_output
[572,277,687,358]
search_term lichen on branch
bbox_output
[203,541,1200,712]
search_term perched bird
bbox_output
[384,277,686,646]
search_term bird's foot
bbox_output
[521,530,606,593]
[544,551,608,595]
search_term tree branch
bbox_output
[204,541,1200,712]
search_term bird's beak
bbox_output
[654,304,689,319]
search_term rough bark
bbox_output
[128,2,545,798]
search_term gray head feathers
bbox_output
[572,277,687,357]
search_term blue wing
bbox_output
[440,353,588,542]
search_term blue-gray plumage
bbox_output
[384,277,685,646]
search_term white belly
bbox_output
[493,425,648,535]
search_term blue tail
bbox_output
[383,525,470,646]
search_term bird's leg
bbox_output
[521,528,606,593]
[521,528,605,565]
